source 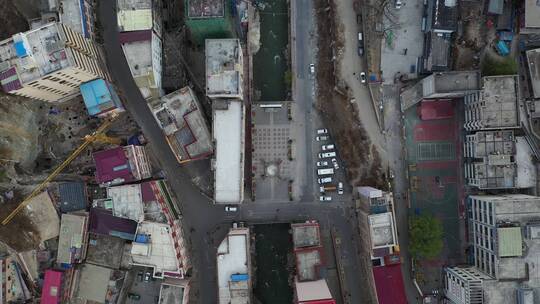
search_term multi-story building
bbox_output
[117,0,162,36]
[57,213,89,266]
[92,145,152,186]
[185,0,235,46]
[464,75,520,131]
[216,227,251,304]
[446,194,540,303]
[205,39,243,100]
[463,130,536,190]
[80,78,124,117]
[150,86,213,162]
[0,256,31,303]
[0,22,106,102]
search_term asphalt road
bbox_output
[99,1,368,303]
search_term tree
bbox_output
[409,214,443,259]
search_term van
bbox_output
[317,168,334,176]
[317,128,328,135]
[358,32,363,41]
[318,152,337,159]
[321,144,335,151]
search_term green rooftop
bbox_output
[497,227,523,257]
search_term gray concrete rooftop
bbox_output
[292,224,321,248]
[117,0,151,10]
[526,48,540,99]
[480,75,519,129]
[187,0,224,18]
[86,233,125,269]
[296,249,321,281]
[205,39,243,98]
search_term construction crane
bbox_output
[2,114,120,225]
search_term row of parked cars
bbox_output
[315,129,344,201]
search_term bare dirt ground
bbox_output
[314,0,387,191]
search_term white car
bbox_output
[317,161,329,167]
[338,182,344,195]
[360,72,367,83]
[225,206,238,212]
[331,158,339,170]
[309,64,315,75]
[321,144,335,151]
[316,128,328,135]
[395,0,402,9]
[316,135,329,141]
[317,177,332,184]
[319,196,332,202]
[318,152,336,159]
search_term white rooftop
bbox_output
[205,39,243,98]
[368,212,397,249]
[213,100,244,203]
[107,184,144,222]
[57,213,87,265]
[217,228,250,304]
[131,221,181,278]
[295,279,333,302]
[0,22,71,85]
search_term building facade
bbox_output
[0,22,106,102]
[444,266,489,304]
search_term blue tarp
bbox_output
[135,234,150,243]
[496,40,510,56]
[14,41,27,57]
[230,274,249,282]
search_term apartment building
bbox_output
[464,75,520,132]
[205,39,243,100]
[92,145,152,186]
[444,266,489,304]
[0,22,106,102]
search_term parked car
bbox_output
[360,72,366,83]
[317,161,329,167]
[358,46,364,56]
[395,0,402,8]
[331,158,339,170]
[144,272,151,282]
[338,182,344,195]
[318,152,337,159]
[137,271,143,282]
[321,144,335,151]
[319,196,332,202]
[316,128,328,135]
[225,205,238,212]
[317,177,333,184]
[128,293,141,301]
[316,135,329,141]
[309,63,315,74]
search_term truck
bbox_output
[317,168,334,176]
[319,185,337,193]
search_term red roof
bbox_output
[372,264,407,304]
[300,300,336,304]
[93,147,134,184]
[418,100,454,120]
[41,270,62,304]
[119,30,152,44]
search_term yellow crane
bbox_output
[2,114,120,225]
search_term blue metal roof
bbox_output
[80,79,121,116]
[58,182,87,213]
[230,274,249,282]
[14,41,27,57]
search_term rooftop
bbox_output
[74,264,112,303]
[372,264,407,304]
[296,247,323,281]
[427,0,458,32]
[424,32,451,71]
[86,233,125,269]
[400,71,480,110]
[107,184,145,222]
[526,48,540,99]
[57,0,89,37]
[58,182,87,213]
[217,228,250,304]
[41,270,62,304]
[93,146,134,185]
[117,0,152,32]
[121,37,152,79]
[478,75,520,129]
[0,23,71,91]
[131,221,181,277]
[159,282,186,304]
[497,227,522,257]
[80,79,123,117]
[57,213,88,265]
[187,0,225,18]
[24,191,60,243]
[368,212,397,249]
[213,100,244,203]
[150,87,213,160]
[525,0,540,29]
[205,39,243,98]
[89,208,138,240]
[295,279,335,303]
[488,0,504,14]
[292,222,321,248]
